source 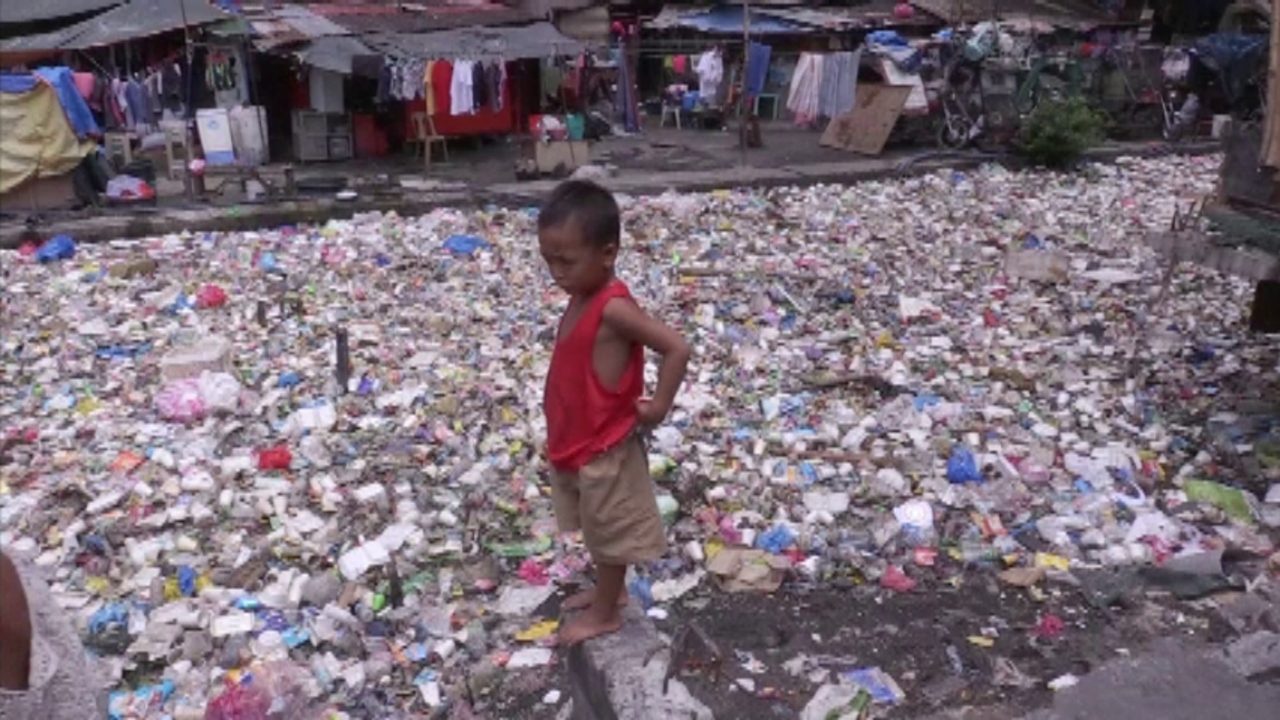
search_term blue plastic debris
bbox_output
[88,603,129,634]
[627,576,654,609]
[36,235,76,263]
[177,566,197,597]
[756,524,797,553]
[946,445,983,484]
[443,234,489,257]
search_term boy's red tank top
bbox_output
[544,280,644,472]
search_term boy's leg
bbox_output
[560,562,625,645]
[559,435,666,645]
[562,585,628,611]
[0,552,32,690]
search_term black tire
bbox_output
[937,117,970,150]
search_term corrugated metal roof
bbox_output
[651,2,943,33]
[0,0,121,25]
[649,6,813,34]
[247,4,350,49]
[909,0,1127,28]
[272,4,349,37]
[294,34,377,73]
[314,4,539,34]
[365,20,584,60]
[0,0,233,53]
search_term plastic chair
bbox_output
[661,102,682,129]
[411,112,449,171]
[406,112,426,158]
[162,123,190,180]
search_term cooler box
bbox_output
[197,109,235,166]
[228,106,269,166]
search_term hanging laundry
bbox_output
[818,51,859,119]
[423,60,436,114]
[450,60,475,116]
[431,60,452,115]
[819,52,860,118]
[125,79,151,131]
[205,53,238,92]
[488,61,505,112]
[471,60,486,111]
[378,62,392,103]
[72,72,95,101]
[787,53,823,125]
[745,42,772,98]
[540,59,563,103]
[402,59,424,101]
[161,64,182,112]
[695,49,723,106]
[673,55,688,75]
[102,78,123,129]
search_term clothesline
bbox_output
[377,57,508,117]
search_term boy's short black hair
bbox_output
[537,180,621,248]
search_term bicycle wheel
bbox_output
[937,115,971,150]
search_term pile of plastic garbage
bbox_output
[1,152,1278,718]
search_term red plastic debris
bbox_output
[880,564,917,593]
[517,558,549,586]
[196,284,229,309]
[1031,613,1066,639]
[257,446,292,470]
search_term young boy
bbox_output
[1,548,107,718]
[538,180,691,645]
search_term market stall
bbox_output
[0,0,270,195]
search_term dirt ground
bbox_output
[476,567,1235,720]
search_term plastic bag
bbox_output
[443,234,489,257]
[198,371,242,414]
[155,378,206,423]
[35,235,76,263]
[946,445,983,484]
[196,284,229,309]
[257,446,292,470]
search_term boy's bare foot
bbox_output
[558,608,623,645]
[561,587,628,612]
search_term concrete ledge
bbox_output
[0,191,472,249]
[0,140,1221,248]
[566,604,714,720]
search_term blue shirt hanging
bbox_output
[745,42,772,97]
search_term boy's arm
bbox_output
[602,299,691,424]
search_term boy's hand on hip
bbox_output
[636,398,671,428]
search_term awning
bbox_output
[0,0,121,26]
[365,21,586,62]
[0,0,233,54]
[648,6,811,35]
[295,35,378,76]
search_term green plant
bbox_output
[1017,97,1108,169]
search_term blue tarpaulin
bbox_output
[33,66,99,138]
[0,74,38,94]
[1193,33,1266,106]
[670,6,806,35]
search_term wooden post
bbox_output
[334,327,351,394]
[179,0,195,201]
[738,0,751,164]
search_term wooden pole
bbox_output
[1260,0,1280,168]
[738,0,750,164]
[180,0,194,201]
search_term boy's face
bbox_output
[538,222,617,297]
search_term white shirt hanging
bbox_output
[695,50,723,104]
[450,60,475,116]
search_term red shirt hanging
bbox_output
[430,60,453,117]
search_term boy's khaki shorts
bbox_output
[550,434,666,566]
